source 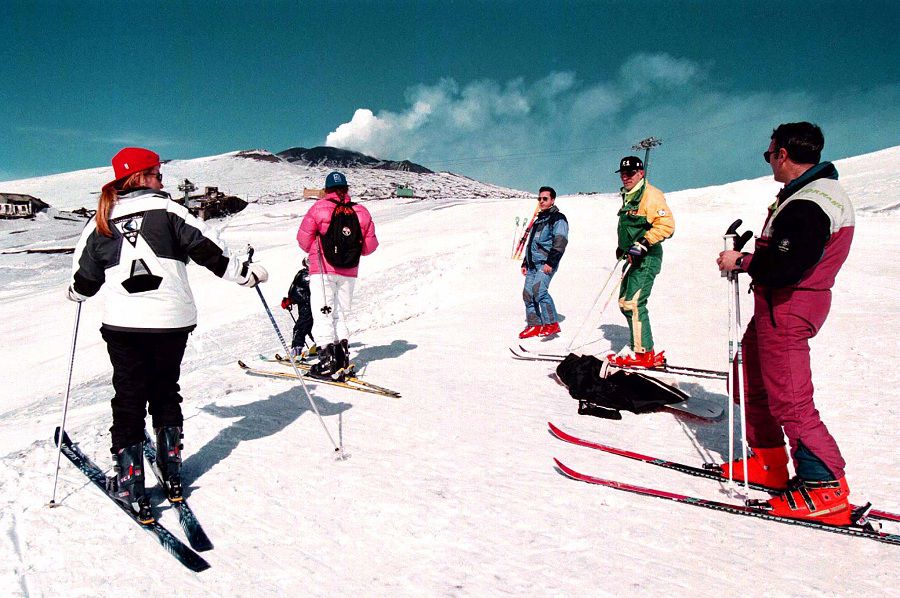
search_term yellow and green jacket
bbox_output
[616,179,675,256]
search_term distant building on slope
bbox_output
[174,179,247,221]
[394,186,415,198]
[0,193,50,219]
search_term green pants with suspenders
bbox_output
[618,253,662,353]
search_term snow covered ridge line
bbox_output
[1,148,530,211]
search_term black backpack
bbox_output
[319,198,364,268]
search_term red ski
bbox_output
[548,422,900,524]
[553,458,900,546]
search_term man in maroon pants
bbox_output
[717,122,855,525]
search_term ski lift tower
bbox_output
[178,179,197,207]
[632,137,662,176]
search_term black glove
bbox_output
[626,238,650,267]
[615,247,624,260]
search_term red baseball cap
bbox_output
[104,147,160,189]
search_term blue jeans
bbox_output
[523,268,557,325]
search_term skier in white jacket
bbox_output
[68,147,267,522]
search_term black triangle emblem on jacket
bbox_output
[118,216,143,247]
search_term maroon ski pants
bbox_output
[741,288,846,480]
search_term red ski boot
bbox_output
[611,350,666,368]
[753,477,852,526]
[539,322,561,337]
[519,326,542,339]
[721,446,790,490]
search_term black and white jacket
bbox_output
[71,189,247,333]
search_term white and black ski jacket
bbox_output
[71,189,247,333]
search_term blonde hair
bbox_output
[96,170,152,237]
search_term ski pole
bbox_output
[565,258,625,352]
[722,220,753,495]
[568,260,630,353]
[248,248,346,460]
[724,231,738,491]
[316,238,333,315]
[49,301,82,507]
[731,223,753,496]
[722,220,742,489]
[732,269,749,496]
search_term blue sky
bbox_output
[2,1,898,193]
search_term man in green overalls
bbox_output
[609,156,675,368]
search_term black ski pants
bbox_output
[101,328,189,452]
[291,311,314,349]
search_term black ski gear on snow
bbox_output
[282,266,315,351]
[155,426,183,501]
[106,441,153,523]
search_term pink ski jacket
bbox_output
[296,191,379,277]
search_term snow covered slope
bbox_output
[0,147,897,596]
[0,149,528,212]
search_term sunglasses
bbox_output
[147,171,163,181]
[538,196,553,202]
[763,148,781,163]
[620,169,639,177]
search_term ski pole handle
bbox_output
[721,234,736,278]
[725,219,742,236]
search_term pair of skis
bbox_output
[237,355,401,398]
[54,428,213,572]
[511,345,728,381]
[548,422,900,546]
[511,204,541,261]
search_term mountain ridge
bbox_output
[276,146,433,174]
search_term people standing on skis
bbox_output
[281,257,316,358]
[717,122,855,525]
[608,156,674,367]
[519,186,568,339]
[296,171,379,380]
[67,147,268,523]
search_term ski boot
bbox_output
[309,343,345,381]
[717,446,790,490]
[539,322,561,337]
[106,442,153,524]
[290,344,318,361]
[519,325,541,339]
[749,477,852,526]
[336,339,353,377]
[155,426,184,502]
[608,349,666,368]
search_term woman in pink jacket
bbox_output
[296,171,378,379]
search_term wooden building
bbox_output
[0,193,50,218]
